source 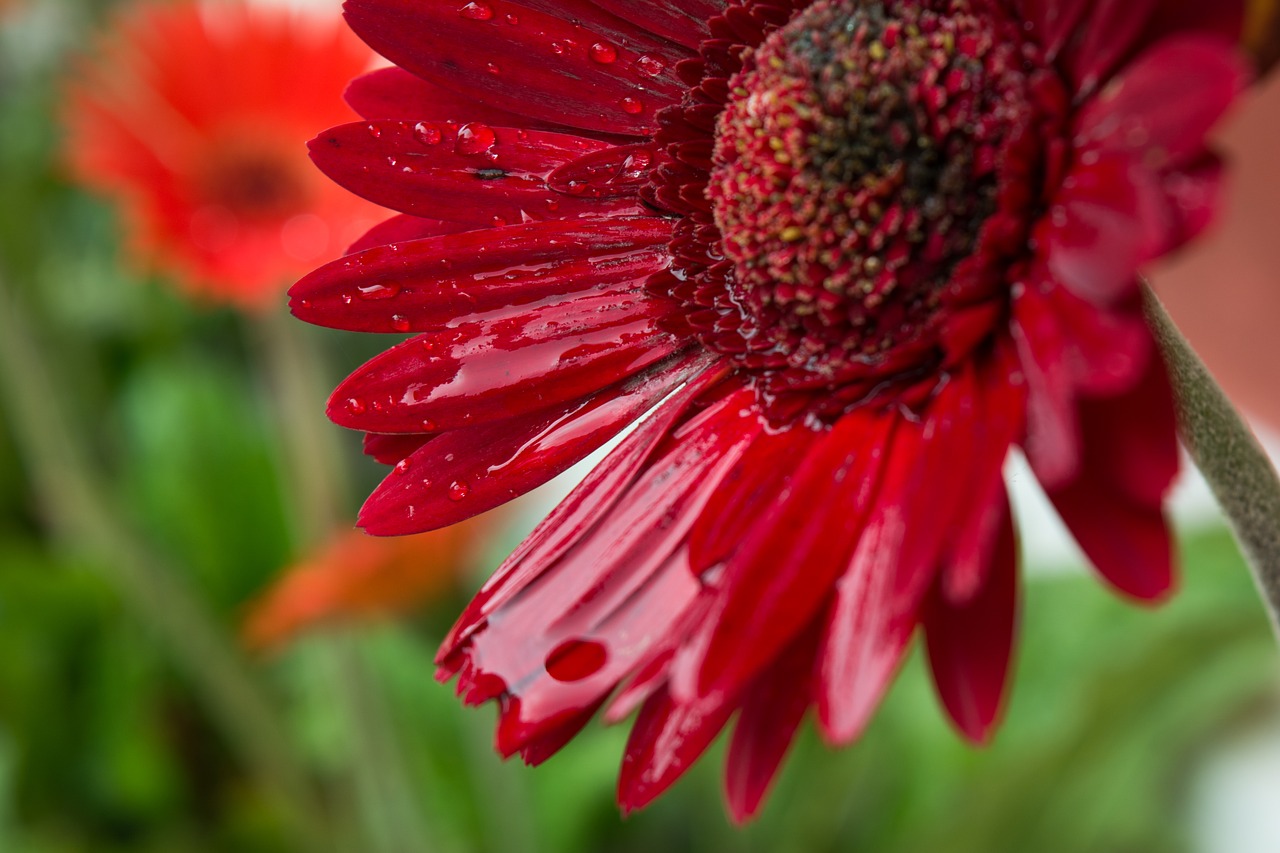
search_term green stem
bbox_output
[251,307,432,853]
[0,278,329,851]
[1143,284,1280,636]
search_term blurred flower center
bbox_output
[197,141,311,221]
[708,0,1039,382]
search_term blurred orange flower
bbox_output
[244,517,492,650]
[62,0,382,310]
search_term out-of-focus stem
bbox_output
[252,307,431,853]
[0,278,329,851]
[1144,284,1280,637]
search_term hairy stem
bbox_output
[1144,284,1280,635]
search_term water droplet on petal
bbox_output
[455,123,497,155]
[393,458,412,476]
[619,96,644,115]
[391,314,411,332]
[366,123,382,139]
[636,54,664,76]
[357,282,400,300]
[344,397,367,415]
[458,1,493,20]
[485,62,500,75]
[545,639,607,682]
[420,418,437,431]
[504,12,518,24]
[413,121,442,146]
[448,480,470,501]
[589,42,617,64]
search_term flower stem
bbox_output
[251,307,432,853]
[1143,284,1280,635]
[0,277,330,851]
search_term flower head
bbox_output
[293,0,1250,820]
[63,0,381,309]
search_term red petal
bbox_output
[309,121,646,228]
[676,411,894,704]
[1047,359,1179,600]
[345,66,568,130]
[345,214,475,255]
[588,0,720,49]
[362,431,431,465]
[437,366,728,660]
[343,0,684,136]
[357,352,707,535]
[924,491,1018,744]
[723,622,821,824]
[327,284,677,433]
[1017,0,1091,63]
[292,217,672,334]
[617,685,733,814]
[1075,36,1249,170]
[1060,0,1160,96]
[456,393,759,756]
[816,387,986,744]
[1011,284,1080,491]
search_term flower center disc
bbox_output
[708,0,1034,392]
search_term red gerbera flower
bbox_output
[292,0,1250,820]
[63,0,381,310]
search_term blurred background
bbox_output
[1,1,1278,851]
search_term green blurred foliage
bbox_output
[1,2,1278,852]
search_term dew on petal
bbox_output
[357,282,400,300]
[589,42,618,64]
[366,123,382,139]
[636,54,665,76]
[344,397,366,416]
[448,480,470,501]
[412,121,442,146]
[620,96,644,115]
[545,639,607,682]
[393,458,412,476]
[455,123,497,155]
[391,314,411,332]
[458,1,493,21]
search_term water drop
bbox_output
[420,418,437,431]
[448,480,470,501]
[358,282,400,300]
[413,121,442,146]
[550,41,565,55]
[366,123,382,139]
[636,54,664,76]
[391,314,411,332]
[486,62,500,75]
[458,1,493,20]
[344,397,367,415]
[589,42,617,64]
[545,639,607,682]
[455,123,497,155]
[393,458,412,476]
[619,96,644,115]
[504,12,518,24]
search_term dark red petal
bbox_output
[1047,358,1179,601]
[345,66,567,130]
[675,410,894,704]
[686,424,816,574]
[309,121,646,228]
[1039,152,1166,306]
[363,431,431,466]
[437,366,728,660]
[546,143,659,199]
[1075,36,1249,170]
[459,393,759,756]
[1059,0,1160,96]
[816,385,987,745]
[328,285,678,433]
[293,217,672,334]
[358,352,707,534]
[1048,286,1153,397]
[723,622,821,824]
[346,214,475,255]
[587,0,721,49]
[925,491,1018,744]
[936,351,1025,604]
[1160,153,1225,253]
[343,0,685,136]
[1017,0,1090,63]
[1138,0,1246,48]
[1011,284,1080,491]
[617,685,734,814]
